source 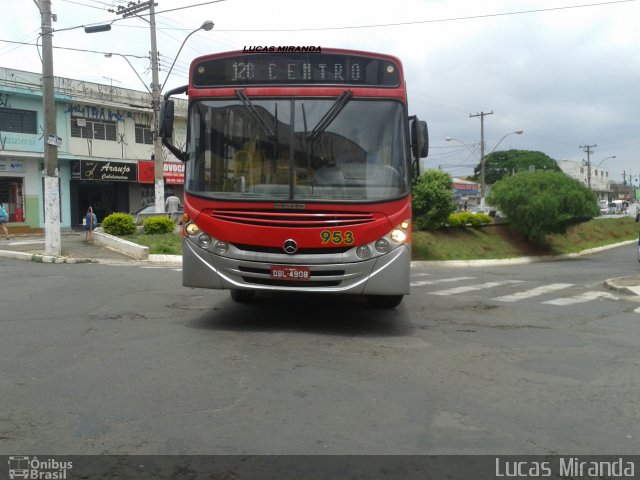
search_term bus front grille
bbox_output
[211,209,375,228]
[232,243,351,255]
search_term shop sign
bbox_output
[0,160,26,173]
[164,161,184,184]
[138,160,155,183]
[77,160,137,182]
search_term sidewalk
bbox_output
[0,231,181,266]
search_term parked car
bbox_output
[130,204,183,225]
[470,205,502,218]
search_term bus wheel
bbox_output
[230,289,255,303]
[366,295,403,309]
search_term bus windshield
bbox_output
[186,97,409,202]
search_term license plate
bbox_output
[270,265,311,281]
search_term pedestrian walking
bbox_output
[0,202,9,240]
[165,191,181,223]
[84,206,98,243]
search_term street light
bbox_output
[445,136,477,152]
[596,155,616,168]
[588,155,615,197]
[480,130,523,203]
[488,130,523,156]
[103,53,150,93]
[160,20,214,92]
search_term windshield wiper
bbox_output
[235,89,277,141]
[307,89,353,143]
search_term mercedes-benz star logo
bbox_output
[283,239,298,254]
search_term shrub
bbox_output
[101,213,136,236]
[487,170,599,242]
[412,169,456,230]
[143,216,176,235]
[447,211,493,228]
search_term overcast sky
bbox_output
[2,0,638,182]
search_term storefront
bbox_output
[136,160,185,209]
[0,158,26,223]
[69,160,135,227]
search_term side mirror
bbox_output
[411,120,429,159]
[159,100,175,140]
[160,85,188,161]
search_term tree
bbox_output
[412,169,456,229]
[473,149,561,184]
[487,170,599,242]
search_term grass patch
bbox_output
[412,217,639,261]
[121,232,183,255]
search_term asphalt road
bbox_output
[1,242,639,457]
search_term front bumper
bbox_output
[182,239,411,296]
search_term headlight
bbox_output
[185,222,200,236]
[390,219,410,244]
[356,245,372,259]
[197,234,212,248]
[390,228,407,244]
[375,238,390,253]
[213,240,229,255]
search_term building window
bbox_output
[135,124,153,144]
[0,108,37,134]
[71,118,116,141]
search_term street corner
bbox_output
[604,275,640,297]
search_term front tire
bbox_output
[230,289,255,303]
[366,295,403,309]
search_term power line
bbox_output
[0,39,148,59]
[214,0,637,31]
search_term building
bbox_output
[0,67,187,230]
[452,177,480,208]
[557,159,612,201]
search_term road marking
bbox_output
[542,291,618,306]
[411,276,476,287]
[141,266,182,271]
[429,280,524,296]
[493,283,574,303]
[411,273,434,277]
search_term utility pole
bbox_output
[579,144,597,190]
[112,1,165,212]
[470,110,493,203]
[41,0,61,255]
[149,0,165,213]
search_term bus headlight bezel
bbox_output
[352,219,411,261]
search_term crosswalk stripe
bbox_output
[493,283,574,302]
[542,291,618,306]
[429,279,524,296]
[411,276,475,287]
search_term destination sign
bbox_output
[192,52,401,87]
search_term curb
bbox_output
[603,276,640,297]
[410,239,638,268]
[0,249,98,264]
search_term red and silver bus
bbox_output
[161,48,428,308]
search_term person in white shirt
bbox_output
[165,192,181,223]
